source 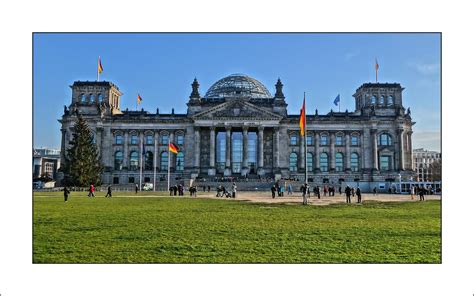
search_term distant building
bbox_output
[33,148,61,180]
[58,74,415,191]
[412,148,441,182]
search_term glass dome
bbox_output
[204,74,273,100]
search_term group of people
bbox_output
[169,184,185,196]
[63,183,113,202]
[411,185,429,201]
[216,183,237,198]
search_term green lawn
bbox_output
[33,191,441,263]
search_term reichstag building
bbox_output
[59,74,415,190]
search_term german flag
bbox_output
[98,56,103,74]
[299,95,306,136]
[169,142,179,154]
[137,93,143,105]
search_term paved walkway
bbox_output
[171,191,441,206]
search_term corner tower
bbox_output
[353,83,405,116]
[69,81,122,116]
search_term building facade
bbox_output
[59,74,415,190]
[33,148,61,180]
[412,148,441,182]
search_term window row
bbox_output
[290,134,360,146]
[115,133,184,145]
[367,94,395,106]
[79,93,104,103]
[289,152,360,172]
[114,151,184,171]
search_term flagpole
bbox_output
[304,92,308,205]
[153,136,157,192]
[139,141,143,192]
[167,148,171,194]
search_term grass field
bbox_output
[33,191,441,263]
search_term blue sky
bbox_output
[33,33,440,151]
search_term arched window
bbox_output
[290,134,298,145]
[176,152,184,171]
[130,134,138,145]
[145,151,153,170]
[335,152,344,172]
[161,134,169,145]
[160,152,168,171]
[145,134,153,145]
[98,94,104,102]
[289,152,298,172]
[115,134,123,145]
[307,153,313,171]
[379,133,392,146]
[177,134,184,145]
[351,135,359,146]
[335,134,343,146]
[306,135,313,145]
[89,94,94,103]
[379,95,385,106]
[351,153,359,172]
[387,95,394,106]
[320,134,329,146]
[114,151,123,170]
[80,93,86,103]
[130,151,139,170]
[370,95,377,105]
[320,153,328,172]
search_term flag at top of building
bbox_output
[333,94,340,106]
[169,142,179,154]
[137,93,143,105]
[98,56,103,74]
[375,58,379,82]
[299,94,306,136]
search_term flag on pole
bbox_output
[375,58,379,82]
[333,94,340,106]
[137,94,143,105]
[299,95,306,136]
[169,142,179,154]
[98,56,103,74]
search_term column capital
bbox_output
[242,126,249,132]
[209,126,216,132]
[370,128,378,134]
[258,126,264,132]
[225,126,232,132]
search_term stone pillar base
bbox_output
[257,167,266,176]
[241,167,249,176]
[207,168,216,176]
[224,168,232,176]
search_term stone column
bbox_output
[194,128,200,169]
[258,126,264,173]
[407,131,413,170]
[330,133,335,171]
[209,127,216,176]
[299,132,305,170]
[398,129,405,170]
[154,130,159,172]
[225,127,232,176]
[315,132,320,172]
[371,129,378,171]
[273,127,280,169]
[139,131,144,172]
[242,126,249,171]
[123,130,129,170]
[60,128,66,165]
[345,132,351,171]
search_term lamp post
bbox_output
[398,173,402,194]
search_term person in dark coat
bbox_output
[63,186,70,202]
[105,185,112,198]
[271,185,276,198]
[169,186,173,196]
[173,185,178,196]
[373,187,377,196]
[351,187,355,197]
[356,187,362,203]
[315,185,321,199]
[345,186,352,203]
[338,186,342,195]
[135,184,139,194]
[419,186,425,201]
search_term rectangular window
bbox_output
[113,177,119,184]
[161,134,169,145]
[306,136,313,145]
[320,135,328,146]
[115,135,123,145]
[351,135,359,146]
[144,177,150,182]
[290,135,298,145]
[128,177,135,183]
[177,135,184,145]
[130,135,138,145]
[335,136,343,146]
[380,156,391,171]
[146,135,153,145]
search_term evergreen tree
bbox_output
[62,115,103,186]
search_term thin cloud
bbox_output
[344,50,360,61]
[411,62,440,75]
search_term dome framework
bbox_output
[204,74,273,100]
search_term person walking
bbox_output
[135,184,139,194]
[315,185,321,199]
[323,185,328,197]
[345,185,352,203]
[105,185,112,198]
[63,186,70,202]
[231,182,237,198]
[373,187,377,196]
[356,187,362,203]
[88,184,95,197]
[410,185,415,200]
[338,186,342,195]
[419,186,425,201]
[302,183,309,205]
[271,185,276,198]
[351,187,355,197]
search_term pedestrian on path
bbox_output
[345,186,352,203]
[232,182,237,198]
[63,186,70,202]
[373,187,377,196]
[356,187,362,203]
[302,183,309,205]
[419,186,425,201]
[135,184,139,194]
[105,185,112,198]
[88,184,95,197]
[271,185,276,198]
[410,186,415,200]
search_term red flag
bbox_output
[169,142,179,154]
[299,95,306,136]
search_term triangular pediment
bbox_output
[192,100,283,120]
